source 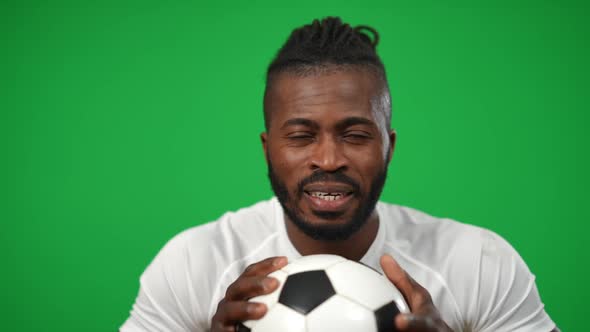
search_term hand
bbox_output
[380,254,453,332]
[211,256,288,332]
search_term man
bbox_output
[121,17,558,332]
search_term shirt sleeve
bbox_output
[472,230,556,332]
[120,230,210,332]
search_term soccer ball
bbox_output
[238,254,409,332]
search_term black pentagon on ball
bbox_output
[236,322,251,332]
[278,270,336,314]
[375,300,402,332]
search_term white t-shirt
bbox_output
[121,198,556,332]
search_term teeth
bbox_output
[309,192,344,201]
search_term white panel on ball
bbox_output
[252,303,306,332]
[306,295,377,332]
[249,270,288,308]
[326,260,409,312]
[282,254,346,275]
[242,270,289,329]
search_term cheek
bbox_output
[269,146,308,181]
[279,149,307,167]
[347,147,386,182]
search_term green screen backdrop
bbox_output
[2,1,588,330]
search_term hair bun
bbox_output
[354,25,379,48]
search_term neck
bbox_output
[285,210,380,261]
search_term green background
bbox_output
[2,0,587,330]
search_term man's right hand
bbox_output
[211,256,288,332]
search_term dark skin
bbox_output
[264,68,390,262]
[211,256,287,332]
[211,69,559,332]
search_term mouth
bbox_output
[303,183,355,213]
[306,191,352,201]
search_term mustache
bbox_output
[297,170,360,195]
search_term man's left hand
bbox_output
[380,254,453,332]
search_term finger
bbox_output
[225,276,279,301]
[395,314,438,332]
[214,301,267,326]
[242,256,288,277]
[380,254,415,299]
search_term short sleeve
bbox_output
[120,230,210,332]
[472,230,556,332]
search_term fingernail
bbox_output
[248,303,264,314]
[260,279,271,291]
[273,257,286,266]
[406,314,417,321]
[265,278,278,290]
[396,314,413,329]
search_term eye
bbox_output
[287,132,313,139]
[285,132,315,145]
[343,131,372,143]
[289,134,314,139]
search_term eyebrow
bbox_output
[280,118,320,130]
[280,116,377,131]
[334,116,377,131]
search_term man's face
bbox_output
[262,68,395,241]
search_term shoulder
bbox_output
[378,201,522,285]
[378,202,491,260]
[149,198,282,288]
[166,197,279,253]
[180,197,281,257]
[124,198,282,331]
[377,202,555,331]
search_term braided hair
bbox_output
[263,17,391,129]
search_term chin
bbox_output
[289,209,368,242]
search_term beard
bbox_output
[267,158,388,241]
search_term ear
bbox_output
[261,132,268,164]
[387,129,397,163]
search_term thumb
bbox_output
[380,254,413,300]
[396,314,438,331]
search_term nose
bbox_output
[309,136,347,172]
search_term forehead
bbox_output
[265,69,383,125]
